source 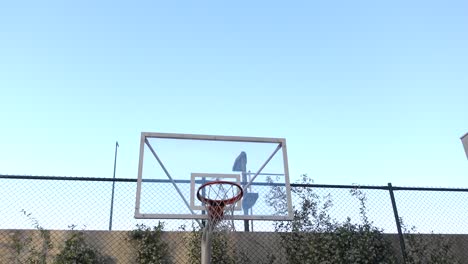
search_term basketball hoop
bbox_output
[197,180,243,264]
[197,181,243,231]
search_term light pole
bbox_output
[461,133,468,160]
[109,141,119,231]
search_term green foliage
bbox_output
[185,229,237,264]
[270,174,461,263]
[54,230,111,264]
[272,175,398,264]
[184,223,276,264]
[401,220,460,264]
[10,212,110,264]
[128,223,172,264]
[183,225,202,263]
[10,210,53,264]
[9,230,33,264]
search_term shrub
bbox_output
[185,226,238,264]
[401,220,460,264]
[10,210,53,264]
[128,223,171,264]
[54,231,111,264]
[272,175,397,264]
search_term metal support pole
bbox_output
[242,170,250,232]
[201,227,212,264]
[109,141,119,231]
[202,177,206,228]
[388,183,407,263]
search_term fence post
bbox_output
[388,183,407,263]
[109,141,119,231]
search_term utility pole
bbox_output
[109,141,119,231]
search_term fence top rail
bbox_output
[291,183,468,192]
[2,174,468,192]
[0,175,136,182]
[291,183,389,190]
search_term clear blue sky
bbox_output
[1,0,467,187]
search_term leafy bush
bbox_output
[128,223,171,264]
[54,230,111,264]
[185,228,239,264]
[183,221,280,264]
[9,210,53,264]
[401,220,459,264]
[11,212,110,264]
[272,175,397,264]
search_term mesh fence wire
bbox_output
[1,175,467,263]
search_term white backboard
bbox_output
[134,132,293,221]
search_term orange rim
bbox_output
[196,181,243,206]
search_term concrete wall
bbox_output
[0,230,466,263]
[0,230,283,264]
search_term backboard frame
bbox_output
[134,132,293,221]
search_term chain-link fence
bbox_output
[1,175,467,263]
